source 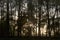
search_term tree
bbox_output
[46,0,51,37]
[5,0,10,36]
[17,0,22,36]
[38,0,43,36]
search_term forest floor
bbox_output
[0,36,60,40]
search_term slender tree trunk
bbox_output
[55,5,59,37]
[0,0,4,36]
[6,0,10,36]
[56,6,59,28]
[0,5,3,36]
[10,2,13,36]
[18,0,20,36]
[17,0,22,36]
[46,0,51,37]
[38,0,42,36]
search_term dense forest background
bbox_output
[0,0,60,37]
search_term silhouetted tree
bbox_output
[38,0,42,36]
[5,0,10,36]
[17,0,22,36]
[46,0,51,37]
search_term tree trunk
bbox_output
[5,0,10,36]
[38,0,42,36]
[46,0,51,37]
[17,0,22,36]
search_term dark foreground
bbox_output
[0,36,60,40]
